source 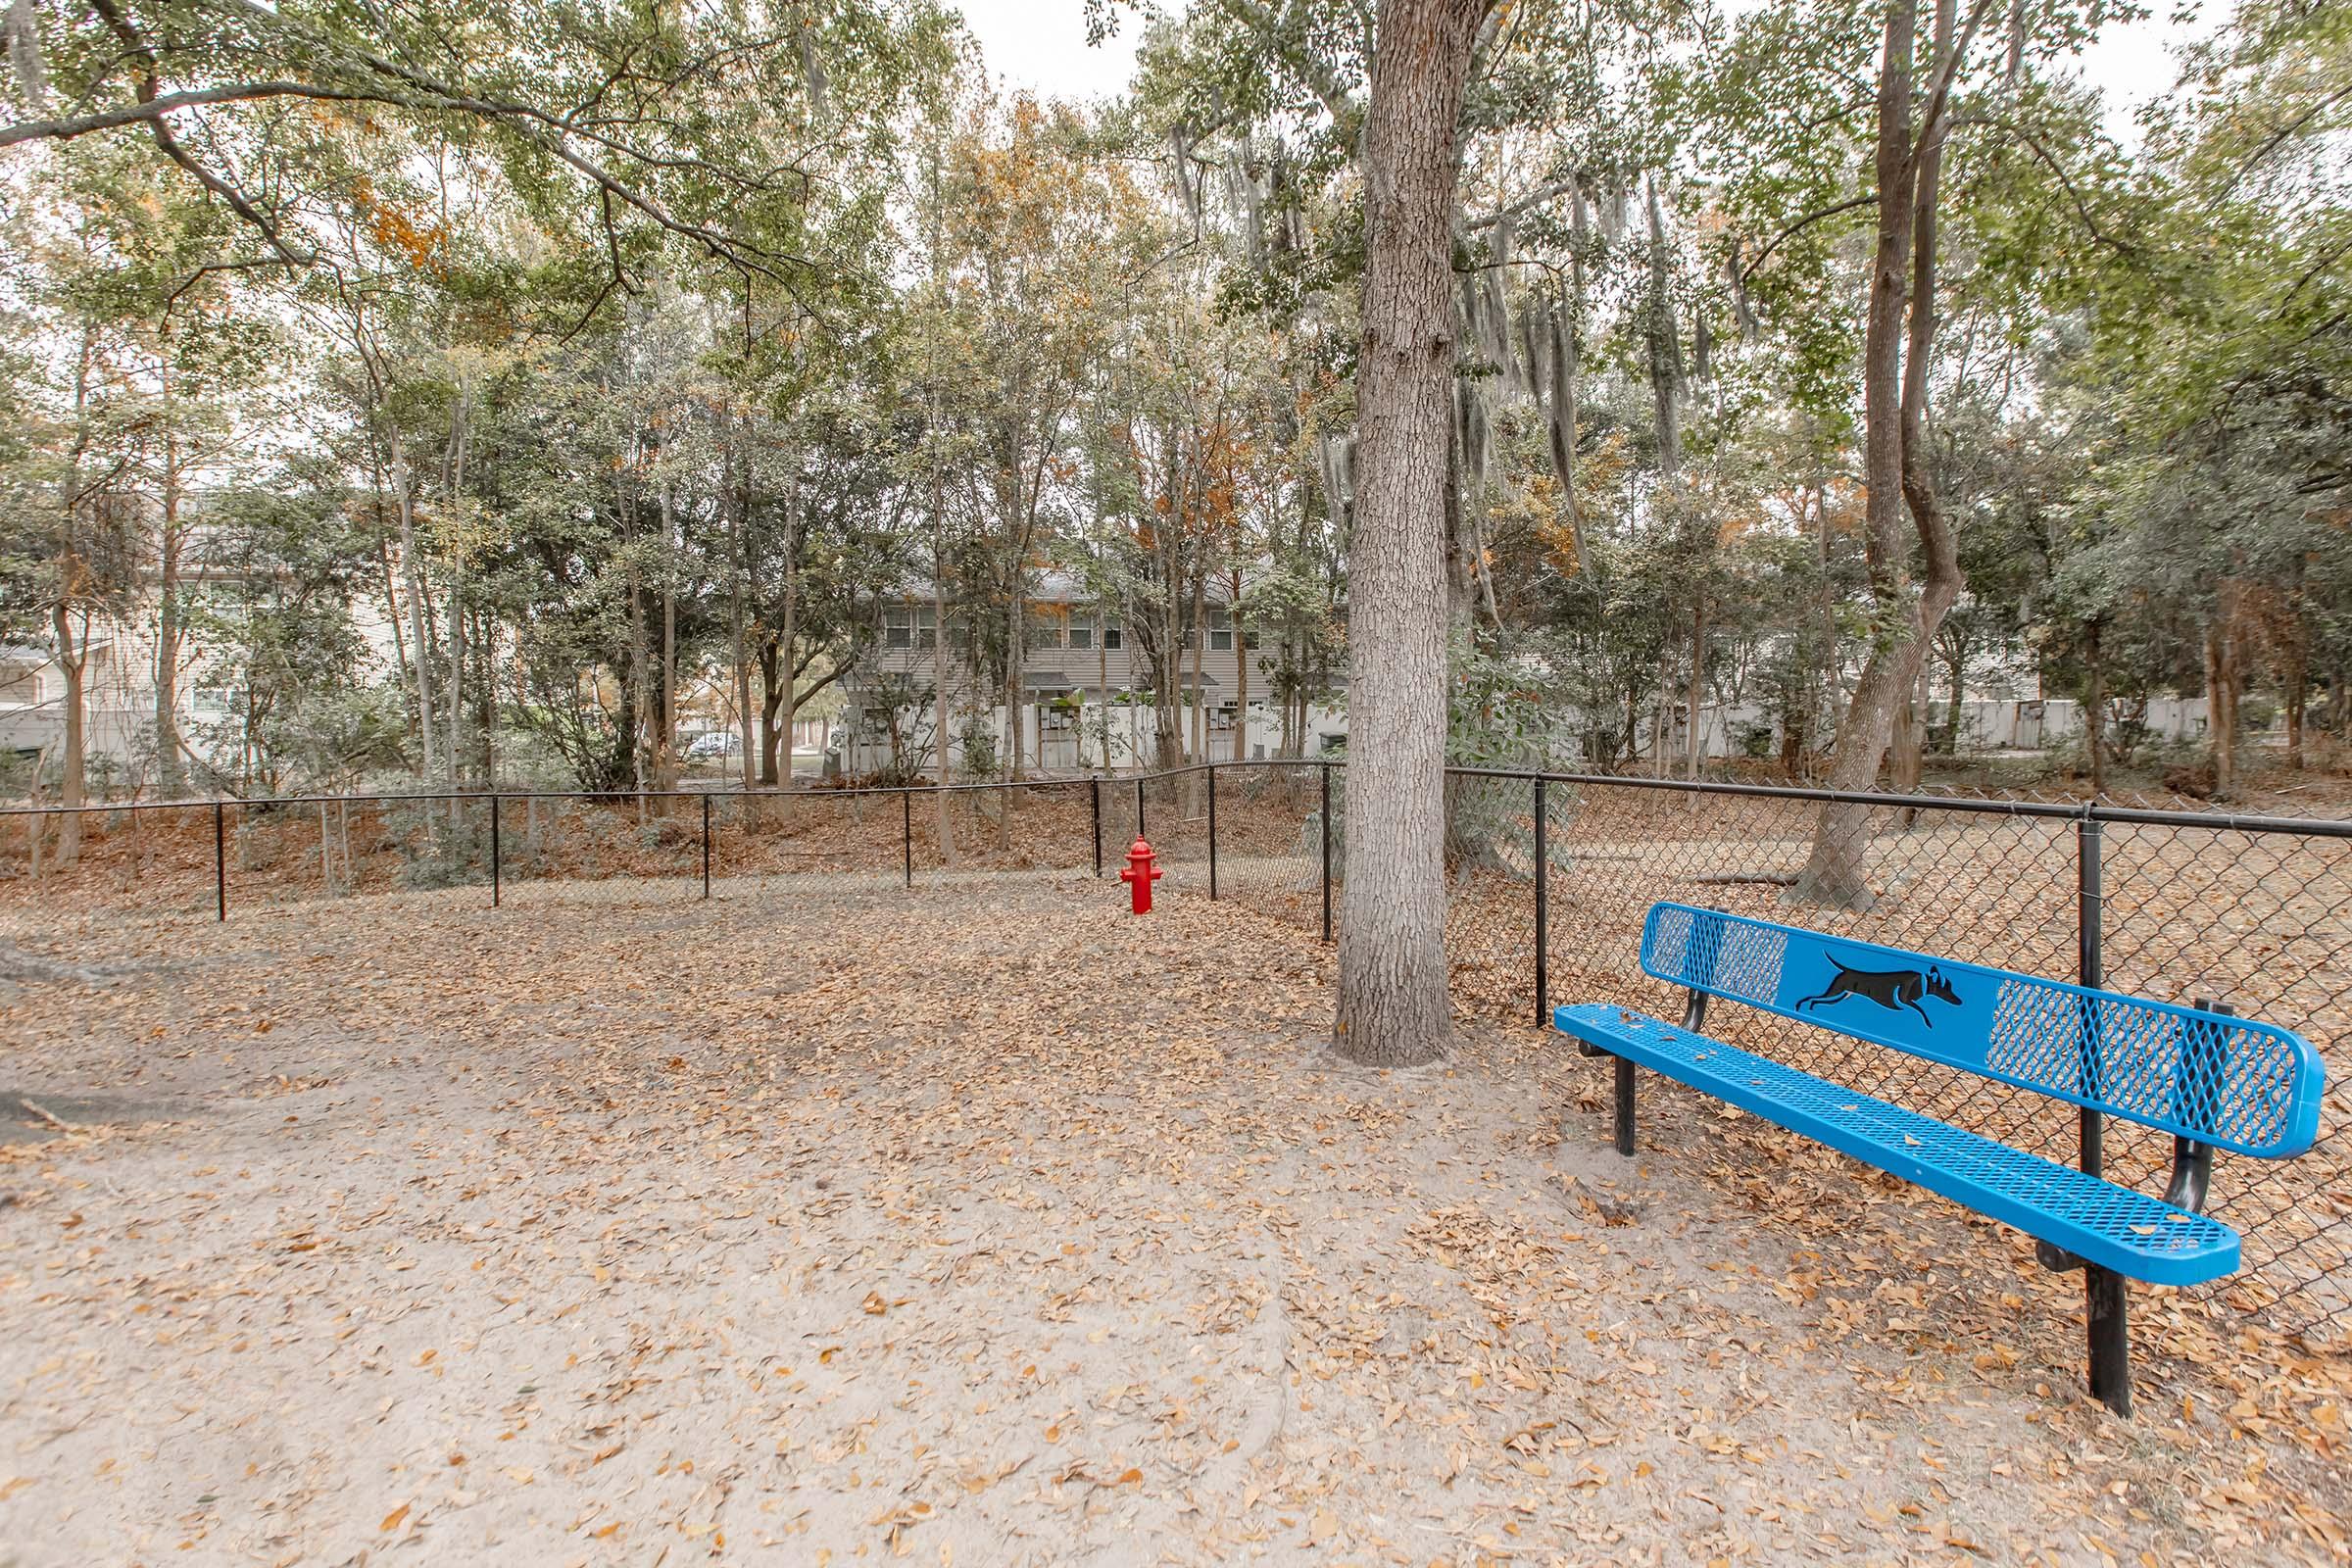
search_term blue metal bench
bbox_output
[1552,902,2327,1416]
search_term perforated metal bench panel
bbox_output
[1639,903,2327,1159]
[1553,1002,2243,1288]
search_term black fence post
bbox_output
[702,793,711,901]
[1136,776,1146,841]
[1207,763,1218,901]
[902,788,912,888]
[1091,775,1102,877]
[2075,809,2129,1416]
[1534,775,1548,1028]
[214,801,225,922]
[2078,813,2106,1176]
[491,794,502,907]
[1319,760,1333,944]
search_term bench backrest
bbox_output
[1640,902,2326,1159]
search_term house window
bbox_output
[1025,610,1064,652]
[0,668,37,706]
[1102,622,1123,650]
[1069,624,1094,651]
[1209,610,1234,653]
[885,606,937,650]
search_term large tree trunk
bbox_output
[1335,0,1488,1067]
[1793,0,1965,906]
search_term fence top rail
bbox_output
[1449,766,2352,841]
[7,760,2351,842]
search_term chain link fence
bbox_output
[3,760,2346,1339]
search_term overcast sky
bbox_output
[949,0,2227,147]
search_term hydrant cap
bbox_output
[1129,837,1152,856]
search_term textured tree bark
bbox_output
[1335,0,1489,1067]
[1793,0,1965,906]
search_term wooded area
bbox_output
[2,0,2347,1025]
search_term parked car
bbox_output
[685,731,741,760]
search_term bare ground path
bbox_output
[0,878,2345,1566]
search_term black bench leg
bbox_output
[2087,1266,2132,1417]
[1613,1056,1636,1156]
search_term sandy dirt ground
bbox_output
[1,875,2347,1567]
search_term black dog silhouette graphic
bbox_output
[1794,955,1962,1029]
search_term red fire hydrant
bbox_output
[1118,836,1163,914]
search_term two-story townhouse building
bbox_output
[845,571,1342,774]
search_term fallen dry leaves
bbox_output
[0,865,2345,1566]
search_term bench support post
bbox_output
[2087,1266,2132,1417]
[1612,1055,1635,1156]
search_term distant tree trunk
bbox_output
[1335,0,1489,1067]
[658,482,679,792]
[390,434,437,780]
[445,378,471,805]
[933,570,956,860]
[153,366,187,800]
[2082,616,2107,797]
[1152,586,1183,770]
[1939,635,1967,754]
[759,639,785,785]
[2283,556,2308,770]
[1793,0,1965,906]
[730,450,755,791]
[1004,599,1024,776]
[1644,178,1685,477]
[1686,593,1706,780]
[1234,609,1250,763]
[51,599,86,863]
[778,554,802,786]
[447,571,466,801]
[369,456,410,710]
[474,610,496,785]
[1189,572,1208,765]
[2207,579,2244,799]
[1889,672,1923,794]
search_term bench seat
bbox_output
[1553,1001,2242,1288]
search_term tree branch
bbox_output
[1956,112,2137,258]
[1738,193,1876,285]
